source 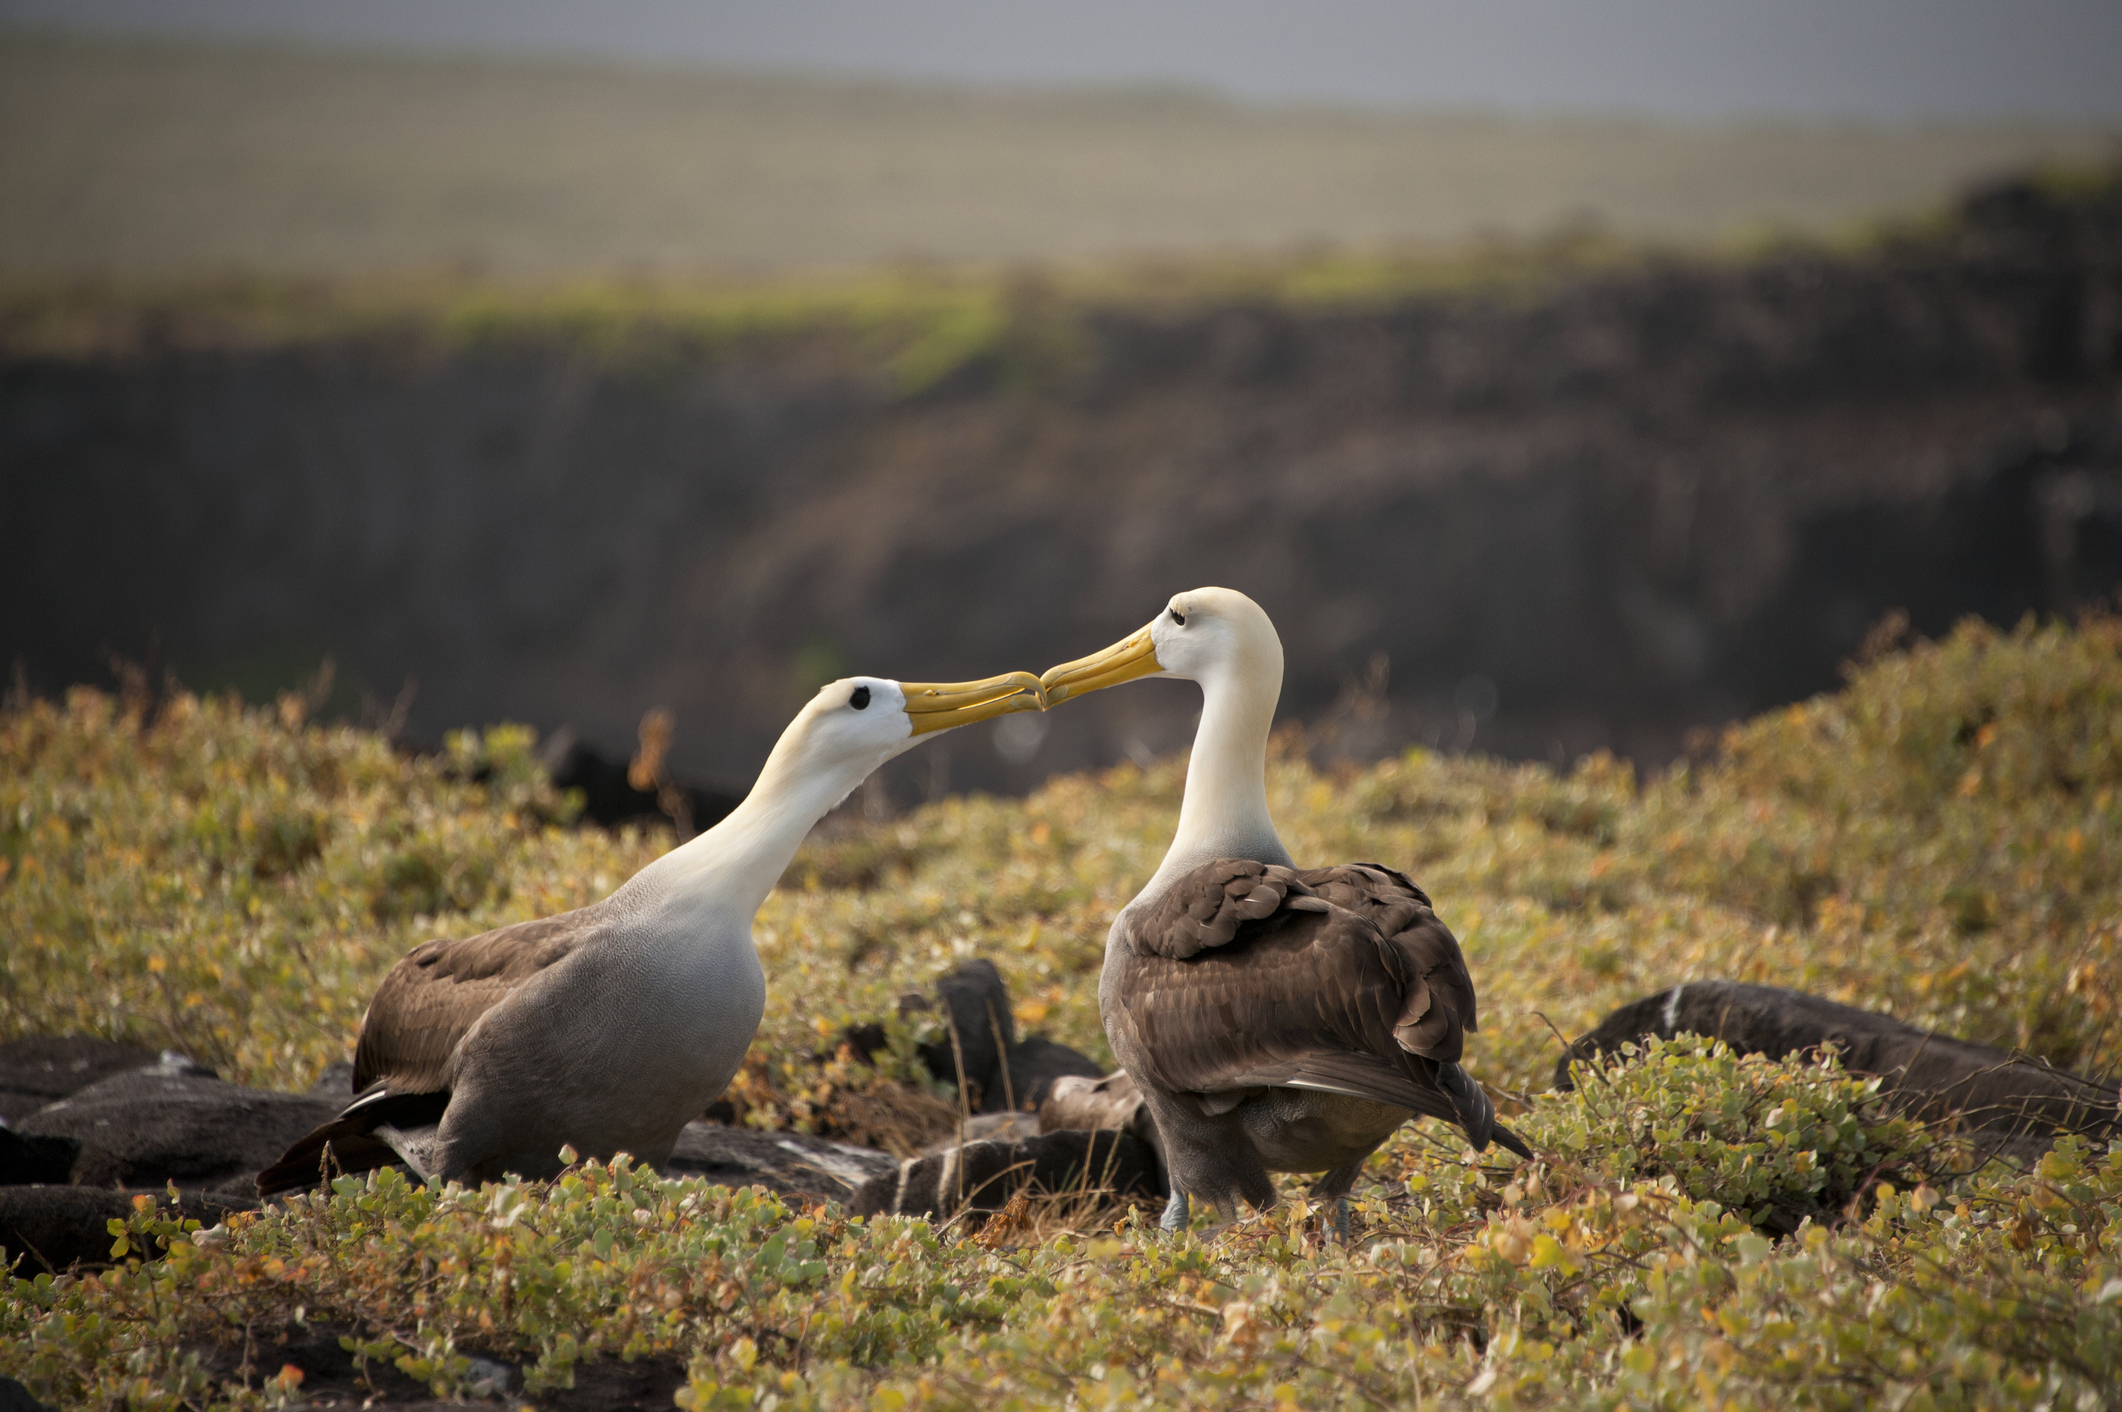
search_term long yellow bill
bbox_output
[1039,624,1163,704]
[903,671,1048,734]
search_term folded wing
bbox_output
[352,909,596,1095]
[257,907,601,1195]
[1112,858,1519,1151]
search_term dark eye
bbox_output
[849,686,871,710]
[1169,608,1186,625]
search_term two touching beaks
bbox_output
[943,588,1212,718]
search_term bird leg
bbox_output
[1307,1158,1370,1242]
[1160,1188,1191,1232]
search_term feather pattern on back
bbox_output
[1111,858,1487,1131]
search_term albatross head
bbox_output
[1039,587,1282,706]
[641,669,1044,909]
[769,671,1047,801]
[1038,588,1290,875]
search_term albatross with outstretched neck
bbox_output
[1039,588,1529,1233]
[258,671,1042,1195]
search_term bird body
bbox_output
[260,671,1039,1195]
[1041,589,1526,1229]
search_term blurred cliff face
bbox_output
[6,177,2122,801]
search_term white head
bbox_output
[754,671,1042,813]
[634,669,1041,912]
[1039,587,1283,707]
[1038,588,1290,877]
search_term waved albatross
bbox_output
[1038,588,1530,1232]
[259,672,1041,1195]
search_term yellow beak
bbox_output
[903,671,1048,735]
[1038,623,1164,704]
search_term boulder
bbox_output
[0,1126,78,1187]
[987,1036,1106,1114]
[1038,1071,1166,1179]
[0,1374,58,1412]
[539,727,741,834]
[851,1129,1165,1223]
[662,1121,896,1203]
[0,1185,257,1274]
[910,959,1016,1102]
[303,1061,356,1099]
[857,961,1106,1114]
[1557,981,2120,1154]
[920,1111,1040,1155]
[15,1059,340,1190]
[0,1036,160,1125]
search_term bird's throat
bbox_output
[1158,666,1291,887]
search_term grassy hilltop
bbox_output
[3,613,2119,1407]
[4,31,2118,279]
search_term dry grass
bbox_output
[3,31,2116,279]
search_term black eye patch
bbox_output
[1169,608,1186,625]
[849,686,871,710]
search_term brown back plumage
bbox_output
[1113,858,1484,1129]
[259,908,607,1196]
[352,909,601,1096]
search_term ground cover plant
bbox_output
[2,611,2118,1407]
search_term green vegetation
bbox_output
[3,613,2119,1406]
[9,158,2119,396]
[0,232,1641,392]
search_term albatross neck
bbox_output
[1148,664,1292,895]
[626,736,871,926]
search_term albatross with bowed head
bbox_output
[1038,588,1529,1233]
[259,671,1042,1194]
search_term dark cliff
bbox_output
[7,175,2122,802]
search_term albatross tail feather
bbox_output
[256,1089,449,1197]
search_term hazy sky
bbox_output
[6,0,2121,125]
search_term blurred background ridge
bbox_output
[2,9,2119,808]
[5,0,2122,123]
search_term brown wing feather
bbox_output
[352,908,601,1094]
[1115,858,1466,1106]
[1131,858,1325,958]
[1297,862,1479,1052]
[1217,1052,1473,1129]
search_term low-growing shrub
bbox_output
[2,612,2117,1405]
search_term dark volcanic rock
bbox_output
[1558,981,2120,1154]
[0,1036,160,1125]
[0,1185,258,1274]
[893,960,1106,1113]
[0,1374,58,1412]
[988,1036,1107,1114]
[304,1061,357,1099]
[663,1121,895,1203]
[852,1129,1165,1223]
[16,1061,340,1189]
[911,959,1016,1103]
[180,1319,684,1411]
[0,1126,79,1186]
[1039,1070,1167,1178]
[538,728,741,834]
